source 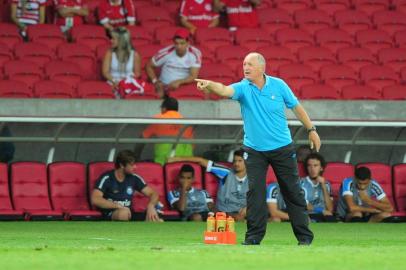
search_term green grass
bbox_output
[0,222,405,270]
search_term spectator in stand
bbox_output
[10,0,46,39]
[300,153,335,222]
[167,149,248,221]
[179,0,219,35]
[213,0,260,30]
[135,96,194,165]
[145,28,201,98]
[98,0,135,34]
[337,167,394,223]
[167,164,214,221]
[54,0,88,33]
[102,27,142,97]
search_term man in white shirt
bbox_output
[146,28,201,98]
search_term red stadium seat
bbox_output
[154,26,184,46]
[393,0,406,14]
[45,60,83,89]
[315,28,354,54]
[87,161,115,208]
[320,64,358,91]
[355,29,393,56]
[10,162,64,220]
[235,28,274,51]
[360,64,398,90]
[0,42,13,75]
[57,43,96,80]
[402,67,406,83]
[137,6,173,33]
[257,8,294,34]
[199,63,237,82]
[164,162,203,197]
[301,84,341,99]
[126,25,154,47]
[393,164,406,213]
[0,23,22,50]
[196,45,216,64]
[313,0,350,17]
[34,80,75,99]
[132,162,177,216]
[335,10,372,36]
[266,166,277,185]
[169,84,205,100]
[0,163,24,220]
[297,46,336,72]
[372,10,406,36]
[27,24,66,52]
[48,162,101,220]
[275,28,314,54]
[278,63,317,95]
[136,44,164,69]
[71,25,109,52]
[0,80,32,98]
[382,85,406,100]
[14,42,54,68]
[77,81,115,99]
[341,84,382,99]
[216,45,250,74]
[274,0,312,15]
[357,163,395,207]
[4,60,43,89]
[323,162,354,202]
[353,0,389,17]
[294,9,333,35]
[395,30,406,48]
[195,28,233,53]
[257,45,296,73]
[378,48,406,74]
[337,47,376,73]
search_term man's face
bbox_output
[243,54,264,81]
[174,38,189,57]
[306,158,323,179]
[179,171,193,189]
[122,162,135,175]
[356,179,371,190]
[233,156,246,173]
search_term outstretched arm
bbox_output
[167,156,209,168]
[195,79,234,97]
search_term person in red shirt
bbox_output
[10,0,46,38]
[213,0,260,30]
[179,0,219,35]
[54,0,88,33]
[98,0,135,33]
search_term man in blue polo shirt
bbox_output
[195,52,320,245]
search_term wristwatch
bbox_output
[307,126,317,133]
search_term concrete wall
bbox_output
[1,99,405,164]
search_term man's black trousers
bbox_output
[243,144,314,244]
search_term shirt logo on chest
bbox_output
[126,187,133,195]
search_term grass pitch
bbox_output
[0,222,405,270]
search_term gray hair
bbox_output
[255,53,266,71]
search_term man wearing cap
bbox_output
[145,28,202,98]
